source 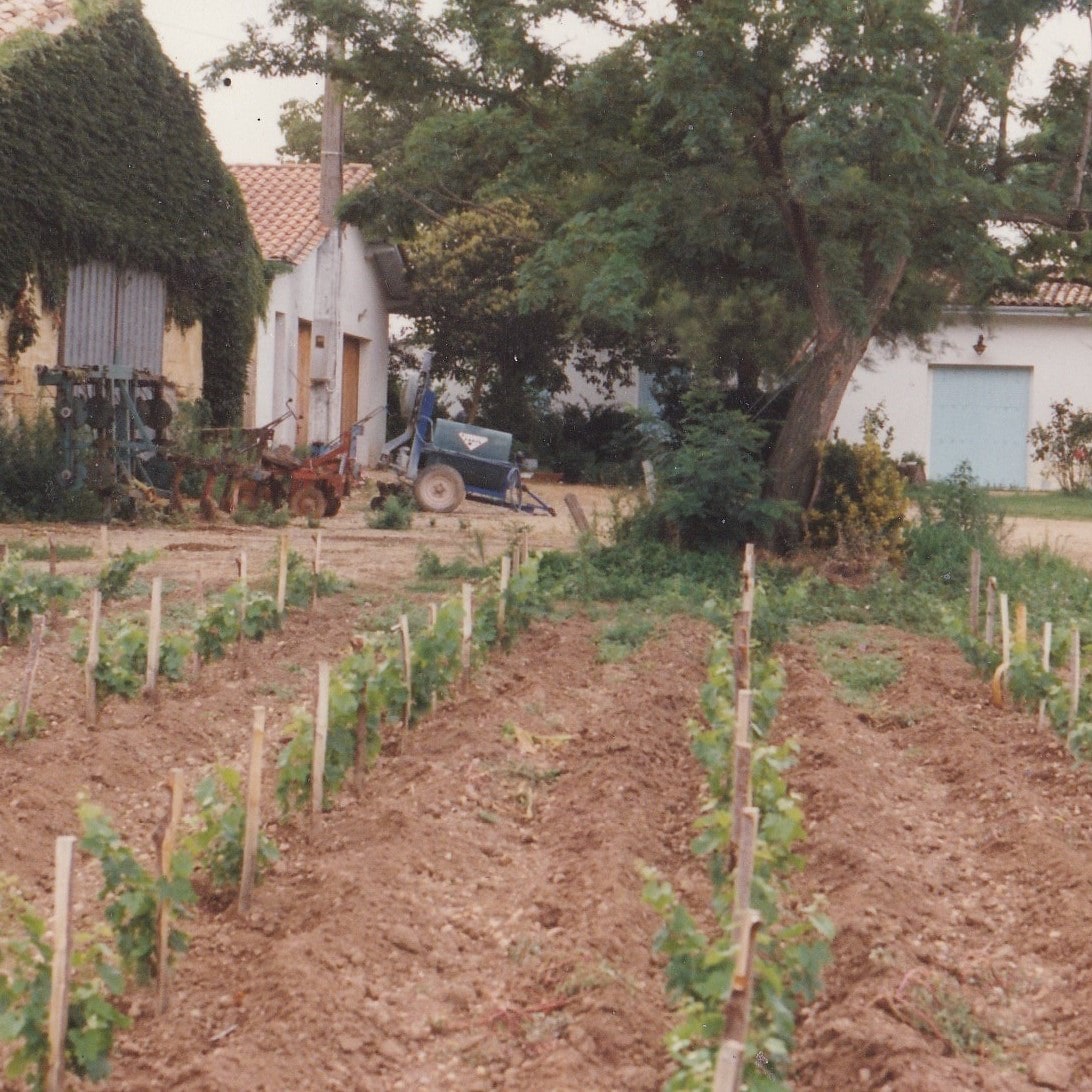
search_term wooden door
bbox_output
[296,320,312,447]
[340,335,361,436]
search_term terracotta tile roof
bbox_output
[0,0,75,40]
[993,279,1092,308]
[228,163,374,264]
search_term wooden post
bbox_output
[311,662,330,823]
[156,769,184,1015]
[428,603,439,714]
[520,529,530,567]
[641,459,657,503]
[731,690,753,844]
[969,549,981,637]
[985,577,997,646]
[732,806,759,950]
[46,835,76,1092]
[717,909,763,1092]
[17,613,46,736]
[498,555,511,636]
[145,577,162,695]
[237,551,248,650]
[740,543,756,615]
[84,590,101,727]
[398,614,412,734]
[239,708,266,915]
[311,530,323,609]
[99,524,109,560]
[731,612,752,699]
[711,1041,745,1092]
[48,533,57,577]
[355,675,369,794]
[1039,622,1053,731]
[1014,602,1028,653]
[563,493,591,535]
[276,532,289,614]
[461,583,473,677]
[1070,623,1081,726]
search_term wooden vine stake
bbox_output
[1039,622,1053,731]
[46,835,76,1092]
[276,532,289,613]
[311,531,323,610]
[969,549,981,637]
[497,555,511,636]
[156,769,184,1015]
[144,576,163,695]
[354,672,370,795]
[642,458,657,503]
[731,612,752,701]
[461,583,474,678]
[48,533,57,577]
[991,592,1011,707]
[238,707,266,915]
[731,690,754,846]
[564,493,591,535]
[236,550,248,651]
[1070,622,1081,726]
[17,613,46,736]
[712,908,762,1092]
[311,662,331,827]
[99,524,109,560]
[520,528,530,567]
[84,590,102,727]
[985,577,997,646]
[398,614,412,736]
[740,543,756,616]
[731,805,759,954]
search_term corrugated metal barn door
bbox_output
[930,365,1031,487]
[63,262,165,372]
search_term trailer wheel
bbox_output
[289,484,326,519]
[413,464,465,513]
[323,491,342,517]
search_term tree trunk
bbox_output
[764,328,872,510]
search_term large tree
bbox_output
[213,0,1092,505]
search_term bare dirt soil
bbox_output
[3,496,1092,1090]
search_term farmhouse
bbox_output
[833,281,1092,489]
[0,0,264,425]
[230,163,409,467]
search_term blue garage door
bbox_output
[930,366,1031,488]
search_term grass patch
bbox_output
[410,548,490,590]
[2,539,93,562]
[597,609,657,662]
[814,625,902,707]
[989,490,1092,522]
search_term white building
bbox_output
[231,164,408,466]
[833,281,1092,489]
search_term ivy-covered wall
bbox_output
[0,0,266,423]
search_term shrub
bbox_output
[1029,398,1092,491]
[622,385,793,550]
[368,495,413,530]
[806,405,907,559]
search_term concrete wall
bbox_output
[833,308,1092,489]
[251,224,390,466]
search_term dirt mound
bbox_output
[782,627,1092,1092]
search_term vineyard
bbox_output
[1,486,1092,1090]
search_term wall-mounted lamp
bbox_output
[973,334,987,355]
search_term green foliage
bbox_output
[814,626,902,706]
[0,2,265,424]
[282,550,345,607]
[0,411,104,521]
[0,561,79,642]
[1028,399,1092,492]
[96,547,154,601]
[0,702,42,744]
[195,586,281,661]
[77,802,193,986]
[75,618,190,700]
[0,876,129,1091]
[413,548,489,587]
[644,599,831,1089]
[597,609,656,663]
[1,539,92,562]
[232,502,290,528]
[183,768,279,891]
[622,386,793,551]
[807,407,908,560]
[529,401,656,485]
[367,494,414,530]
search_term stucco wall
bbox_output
[833,309,1092,490]
[251,225,390,465]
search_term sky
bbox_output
[140,1,1091,166]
